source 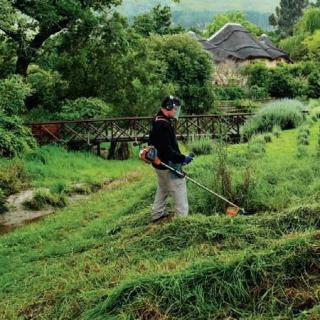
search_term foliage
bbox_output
[0,112,36,158]
[0,0,122,76]
[279,7,320,60]
[0,75,32,115]
[241,99,304,140]
[187,136,214,155]
[0,35,16,78]
[303,30,320,60]
[247,85,269,100]
[269,0,308,36]
[48,13,173,117]
[295,7,320,34]
[26,65,68,113]
[213,85,246,100]
[0,159,28,195]
[147,33,215,114]
[58,97,112,120]
[205,11,263,37]
[244,61,320,99]
[133,5,183,37]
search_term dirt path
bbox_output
[0,172,142,235]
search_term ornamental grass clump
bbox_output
[23,189,67,210]
[187,136,214,155]
[241,99,304,141]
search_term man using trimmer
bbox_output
[148,95,193,223]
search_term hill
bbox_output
[119,0,280,30]
[120,0,280,14]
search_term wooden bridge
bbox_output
[29,113,253,149]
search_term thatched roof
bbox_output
[258,34,292,62]
[190,24,291,63]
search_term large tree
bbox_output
[269,0,309,36]
[0,0,121,76]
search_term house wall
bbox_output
[213,58,288,86]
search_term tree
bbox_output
[279,7,320,60]
[0,0,121,77]
[147,34,215,114]
[269,0,309,36]
[133,5,183,37]
[205,12,263,38]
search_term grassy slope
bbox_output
[0,125,320,319]
[119,0,280,14]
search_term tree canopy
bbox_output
[205,12,263,37]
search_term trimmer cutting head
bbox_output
[225,206,245,216]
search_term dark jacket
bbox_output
[149,110,185,170]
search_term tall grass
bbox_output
[241,99,305,141]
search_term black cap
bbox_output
[162,95,180,110]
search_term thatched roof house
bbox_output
[189,24,291,85]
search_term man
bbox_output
[149,95,193,222]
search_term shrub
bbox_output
[23,189,67,210]
[0,112,36,158]
[247,85,269,100]
[241,99,304,140]
[0,160,29,195]
[0,75,32,115]
[58,97,112,120]
[213,85,246,101]
[187,136,214,155]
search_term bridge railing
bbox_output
[29,113,253,146]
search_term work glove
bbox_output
[183,155,193,165]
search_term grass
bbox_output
[0,122,320,319]
[241,99,305,141]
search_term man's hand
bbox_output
[183,155,193,165]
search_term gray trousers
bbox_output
[152,168,188,221]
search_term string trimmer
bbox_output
[139,146,245,216]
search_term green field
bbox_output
[0,121,319,319]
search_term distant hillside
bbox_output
[120,0,280,13]
[119,0,279,30]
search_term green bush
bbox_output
[23,189,67,210]
[247,85,269,100]
[0,76,32,115]
[241,99,305,141]
[58,97,112,120]
[244,61,320,99]
[0,112,36,158]
[187,136,214,155]
[0,160,29,196]
[213,85,246,100]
